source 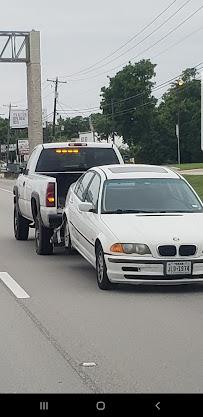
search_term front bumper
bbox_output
[104,255,203,285]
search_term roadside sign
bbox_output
[79,131,94,142]
[10,109,28,129]
[0,144,17,153]
[17,139,29,155]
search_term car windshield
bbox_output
[101,178,203,214]
[35,147,119,172]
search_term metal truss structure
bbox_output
[0,31,30,62]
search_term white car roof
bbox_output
[94,164,180,179]
[38,142,116,149]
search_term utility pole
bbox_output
[0,113,4,162]
[6,103,11,166]
[111,98,115,144]
[175,79,184,165]
[107,77,115,144]
[3,103,18,166]
[47,77,67,140]
[89,114,95,142]
[176,119,181,165]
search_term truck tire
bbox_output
[14,205,29,241]
[35,214,53,255]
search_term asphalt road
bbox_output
[0,178,203,393]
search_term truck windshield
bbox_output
[35,147,119,172]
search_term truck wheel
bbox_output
[35,215,53,255]
[14,205,29,241]
[64,218,73,254]
[96,244,113,290]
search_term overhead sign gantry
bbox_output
[0,30,43,153]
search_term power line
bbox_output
[95,76,203,120]
[67,5,203,82]
[42,111,54,121]
[55,61,203,114]
[57,66,203,121]
[151,24,203,59]
[105,72,203,118]
[62,0,178,78]
[64,0,192,78]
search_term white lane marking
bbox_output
[0,272,30,299]
[80,362,97,367]
[0,187,13,194]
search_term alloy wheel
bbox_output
[97,250,104,283]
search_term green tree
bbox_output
[0,117,8,144]
[54,115,90,141]
[90,113,111,141]
[100,59,157,150]
[158,67,201,163]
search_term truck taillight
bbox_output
[46,182,55,207]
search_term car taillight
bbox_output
[46,182,55,207]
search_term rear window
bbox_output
[35,147,119,172]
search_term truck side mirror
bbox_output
[19,165,28,175]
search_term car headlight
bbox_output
[110,243,151,255]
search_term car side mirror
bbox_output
[78,202,94,212]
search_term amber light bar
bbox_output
[55,149,79,154]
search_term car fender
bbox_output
[95,231,115,255]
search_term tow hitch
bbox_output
[51,220,65,247]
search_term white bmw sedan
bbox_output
[63,164,203,290]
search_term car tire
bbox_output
[96,244,112,290]
[14,204,29,241]
[35,214,53,255]
[64,218,73,255]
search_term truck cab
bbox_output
[14,141,123,255]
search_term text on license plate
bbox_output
[166,261,192,275]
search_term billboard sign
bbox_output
[10,109,28,129]
[18,139,29,155]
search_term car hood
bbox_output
[100,213,203,244]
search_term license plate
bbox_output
[166,261,192,275]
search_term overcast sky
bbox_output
[0,0,203,122]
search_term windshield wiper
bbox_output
[103,209,202,214]
[158,210,200,213]
[103,209,155,214]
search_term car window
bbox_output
[84,173,101,209]
[74,171,95,201]
[26,148,39,173]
